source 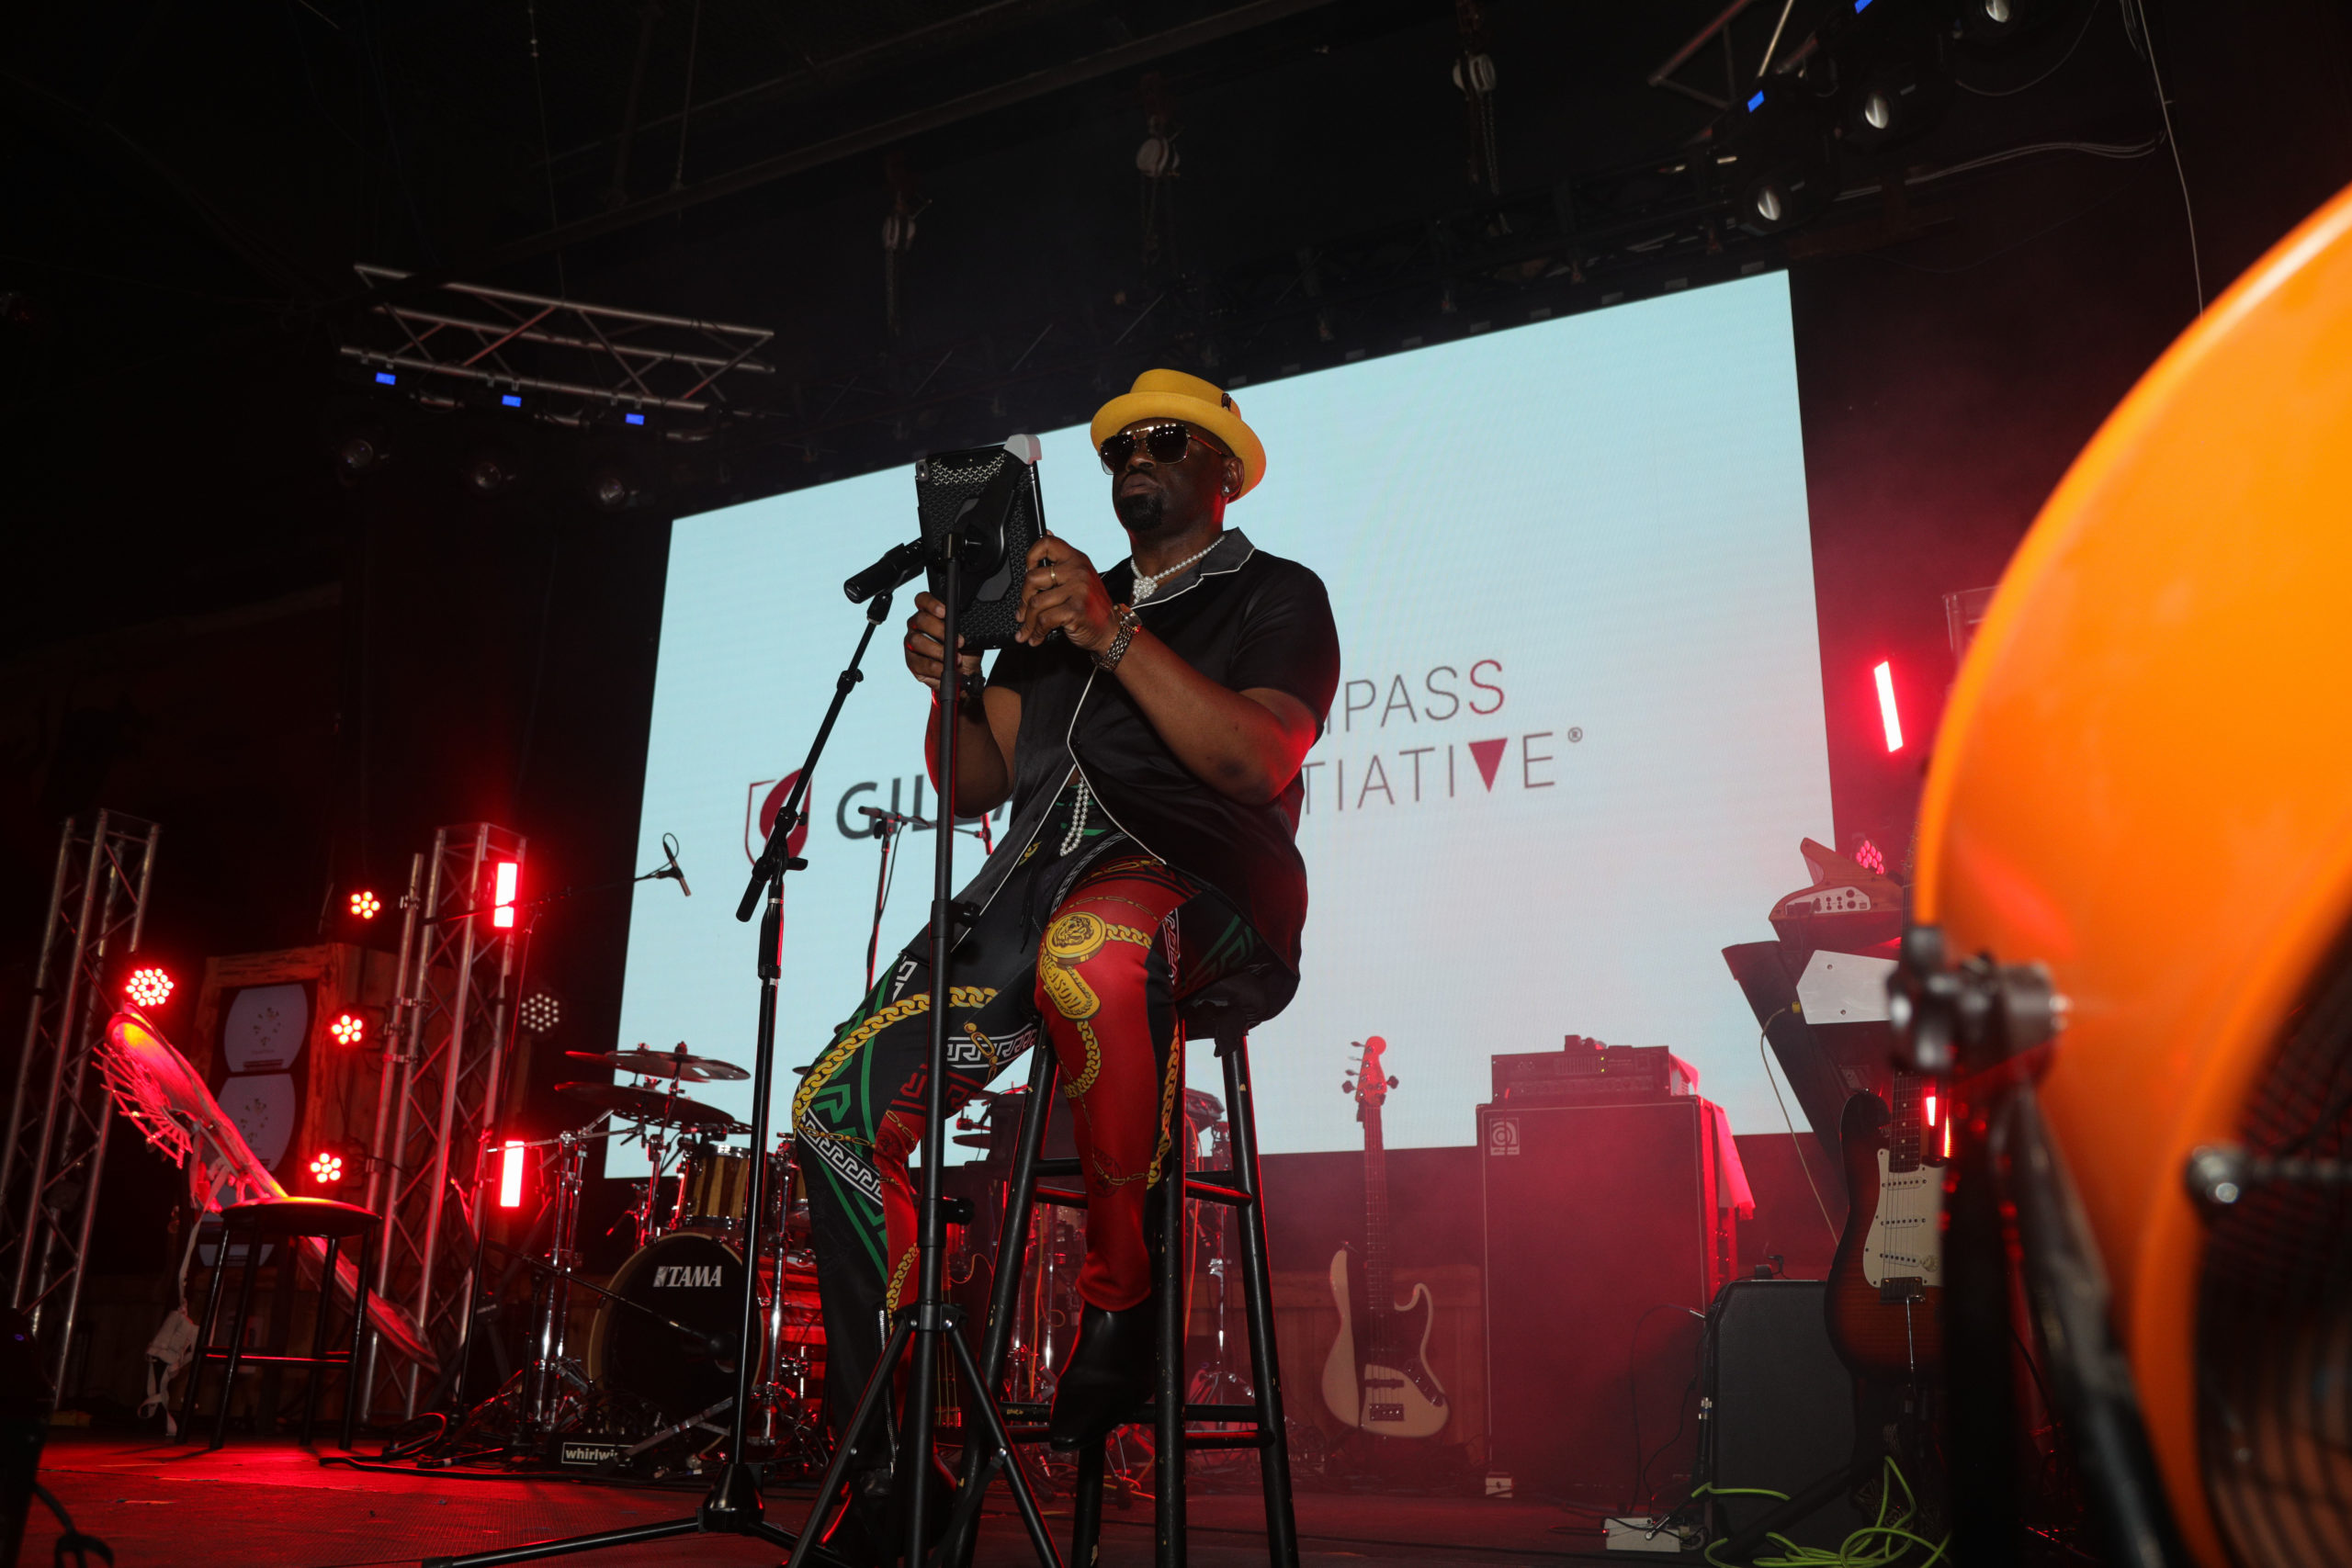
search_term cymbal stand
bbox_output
[785,512,1062,1568]
[519,1128,594,1439]
[423,588,901,1568]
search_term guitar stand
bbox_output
[934,1027,1299,1568]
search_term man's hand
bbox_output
[1015,537,1118,650]
[904,592,983,693]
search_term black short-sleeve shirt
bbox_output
[976,530,1340,1007]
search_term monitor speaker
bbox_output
[1479,1098,1733,1505]
[1704,1278,1863,1550]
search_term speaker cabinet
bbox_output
[1478,1098,1732,1504]
[1704,1279,1862,1549]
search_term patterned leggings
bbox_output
[794,831,1243,1445]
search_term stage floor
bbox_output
[29,1436,1629,1566]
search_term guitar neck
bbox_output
[1363,1103,1392,1314]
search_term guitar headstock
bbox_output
[1341,1035,1399,1121]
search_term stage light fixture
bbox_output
[1840,47,1951,152]
[501,393,522,409]
[1875,660,1905,751]
[125,965,174,1009]
[330,1012,366,1046]
[309,1150,345,1186]
[492,861,519,929]
[518,990,562,1035]
[498,1139,526,1208]
[374,371,396,386]
[334,429,394,488]
[462,449,520,498]
[349,889,381,919]
[624,412,646,426]
[587,468,640,513]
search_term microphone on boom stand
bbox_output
[843,539,926,604]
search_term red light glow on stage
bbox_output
[492,862,518,929]
[1874,660,1904,752]
[1941,1119,1952,1160]
[125,966,174,1009]
[309,1151,345,1185]
[349,889,381,919]
[330,1013,365,1046]
[1923,1089,1938,1128]
[498,1139,526,1207]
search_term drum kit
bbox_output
[455,1038,1243,1485]
[452,1042,827,1475]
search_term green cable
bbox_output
[1697,1457,1951,1568]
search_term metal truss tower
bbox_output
[0,811,161,1401]
[363,822,526,1416]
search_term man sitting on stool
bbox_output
[794,370,1340,1554]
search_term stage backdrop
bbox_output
[611,272,1829,1168]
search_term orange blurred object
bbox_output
[1914,182,2352,1563]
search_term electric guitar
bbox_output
[1320,1035,1450,1438]
[1825,1071,1946,1378]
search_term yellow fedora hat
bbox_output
[1089,369,1266,497]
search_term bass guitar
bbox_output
[1825,1071,1947,1378]
[1320,1034,1450,1438]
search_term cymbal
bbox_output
[1182,1088,1224,1126]
[564,1045,750,1083]
[556,1080,745,1131]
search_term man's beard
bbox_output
[1114,488,1168,534]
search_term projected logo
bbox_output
[742,770,816,863]
[1305,658,1583,814]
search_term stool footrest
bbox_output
[1030,1157,1083,1179]
[1182,1179,1252,1207]
[1031,1186,1088,1208]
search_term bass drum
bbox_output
[1915,182,2352,1564]
[587,1231,824,1436]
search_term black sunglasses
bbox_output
[1099,422,1211,473]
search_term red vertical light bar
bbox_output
[492,861,518,929]
[499,1140,526,1207]
[1874,660,1904,752]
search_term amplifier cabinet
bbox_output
[1702,1279,1861,1549]
[1478,1098,1731,1505]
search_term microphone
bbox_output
[858,806,919,829]
[843,538,925,604]
[655,832,692,897]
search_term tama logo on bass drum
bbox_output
[651,1264,725,1288]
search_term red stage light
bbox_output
[1922,1089,1938,1128]
[125,966,174,1009]
[492,861,519,929]
[330,1012,366,1046]
[498,1139,526,1208]
[308,1150,345,1186]
[349,889,382,919]
[1941,1118,1952,1160]
[1873,660,1904,752]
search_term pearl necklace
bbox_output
[1130,539,1219,603]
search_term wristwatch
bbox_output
[1092,604,1142,671]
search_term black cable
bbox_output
[1628,1301,1707,1510]
[30,1483,112,1568]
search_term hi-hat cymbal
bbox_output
[564,1044,750,1083]
[556,1080,745,1131]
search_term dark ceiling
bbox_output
[12,0,2282,653]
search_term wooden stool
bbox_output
[178,1197,379,1451]
[967,1028,1299,1568]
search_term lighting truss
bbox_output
[0,810,161,1403]
[361,823,524,1418]
[340,264,776,422]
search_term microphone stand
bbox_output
[424,591,897,1568]
[784,515,1063,1568]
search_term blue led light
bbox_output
[1854,0,1872,11]
[375,371,396,386]
[501,393,522,408]
[625,412,645,426]
[1747,90,1766,112]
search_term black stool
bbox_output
[967,1028,1299,1568]
[178,1197,379,1451]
